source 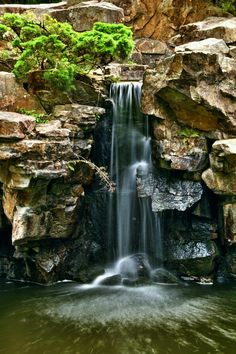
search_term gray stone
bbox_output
[179,17,236,45]
[50,1,124,32]
[175,38,229,54]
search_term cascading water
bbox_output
[94,82,163,285]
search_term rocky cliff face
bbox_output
[141,16,236,281]
[0,72,107,283]
[0,0,236,283]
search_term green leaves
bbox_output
[0,13,134,93]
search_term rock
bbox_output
[135,38,167,54]
[0,2,67,16]
[0,112,36,140]
[105,63,147,82]
[226,245,236,278]
[210,139,236,173]
[117,253,152,281]
[223,203,236,244]
[151,268,179,284]
[202,168,236,196]
[137,170,203,212]
[99,273,122,285]
[179,17,236,45]
[152,118,209,172]
[165,240,218,276]
[175,38,229,54]
[0,72,44,114]
[50,1,124,32]
[202,139,236,195]
[36,120,70,139]
[142,49,236,135]
[104,0,224,40]
[0,103,100,249]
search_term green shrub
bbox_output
[216,0,236,15]
[0,13,134,92]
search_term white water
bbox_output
[96,82,163,285]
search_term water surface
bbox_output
[0,281,235,354]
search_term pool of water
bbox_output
[0,280,235,354]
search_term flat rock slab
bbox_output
[179,17,236,44]
[0,2,66,15]
[175,38,229,54]
[0,111,36,140]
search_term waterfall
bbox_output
[107,82,162,266]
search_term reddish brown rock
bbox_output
[0,111,36,140]
[0,72,45,114]
[105,0,226,40]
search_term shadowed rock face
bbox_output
[142,49,236,135]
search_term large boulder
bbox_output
[50,1,124,32]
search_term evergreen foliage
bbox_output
[219,0,236,14]
[0,12,134,92]
[214,0,236,14]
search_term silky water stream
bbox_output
[0,83,235,354]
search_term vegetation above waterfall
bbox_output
[0,12,134,92]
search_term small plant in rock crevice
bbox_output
[18,108,49,123]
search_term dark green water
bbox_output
[0,280,235,354]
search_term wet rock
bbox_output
[138,170,203,212]
[223,203,236,244]
[151,268,179,284]
[105,63,147,82]
[152,177,203,212]
[99,274,122,285]
[165,240,218,276]
[226,245,236,279]
[118,254,152,281]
